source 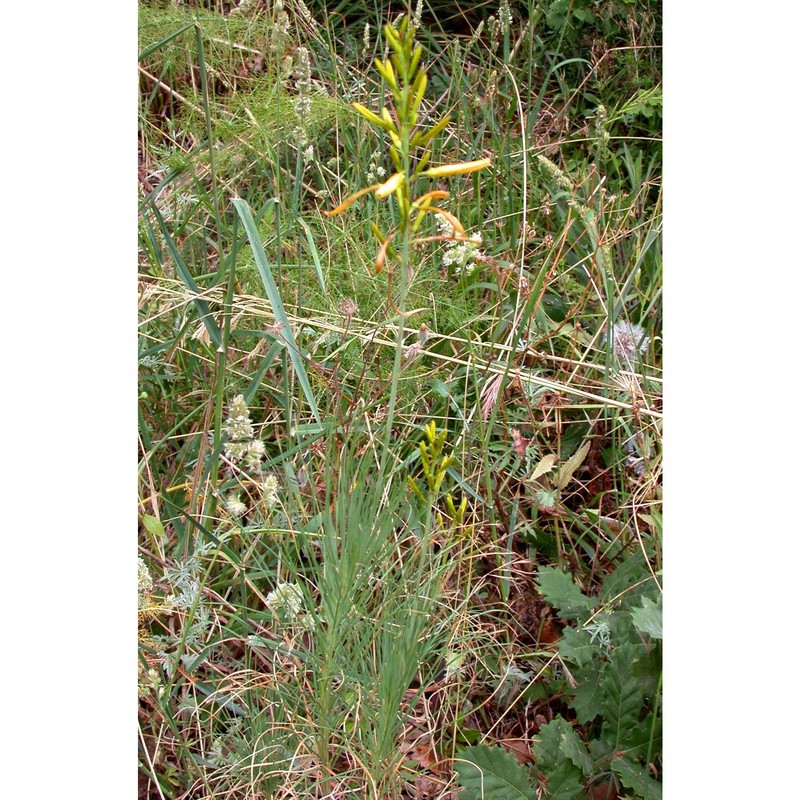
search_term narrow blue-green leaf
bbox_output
[243,339,283,405]
[150,203,222,348]
[232,198,321,424]
[297,218,326,295]
[138,22,194,62]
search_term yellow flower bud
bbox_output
[374,171,405,199]
[423,158,492,178]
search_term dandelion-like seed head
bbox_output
[607,321,650,362]
[338,297,358,318]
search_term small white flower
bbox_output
[138,556,153,597]
[262,474,280,510]
[265,581,314,630]
[223,395,254,442]
[412,0,424,28]
[226,494,248,518]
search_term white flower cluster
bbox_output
[499,0,513,35]
[262,474,280,511]
[138,556,153,604]
[412,0,424,28]
[231,0,257,16]
[436,214,483,277]
[223,394,266,472]
[226,493,248,518]
[366,150,387,184]
[266,582,315,631]
[271,0,290,53]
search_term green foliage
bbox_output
[532,719,591,800]
[530,554,662,798]
[456,744,538,800]
[631,596,663,640]
[138,1,661,796]
[534,566,596,621]
[610,756,662,800]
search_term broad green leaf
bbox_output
[535,566,596,621]
[142,514,164,539]
[569,662,605,724]
[600,645,643,751]
[456,744,538,800]
[600,550,649,604]
[610,756,662,800]
[631,596,662,640]
[532,720,587,800]
[547,718,593,776]
[557,440,591,490]
[232,198,321,424]
[557,626,595,668]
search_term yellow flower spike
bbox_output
[423,158,492,178]
[374,171,405,199]
[323,183,383,218]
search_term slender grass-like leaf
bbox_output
[138,22,194,62]
[243,339,283,405]
[297,218,326,295]
[149,203,222,348]
[232,197,321,424]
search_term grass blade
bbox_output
[232,197,321,424]
[297,218,326,295]
[149,203,222,349]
